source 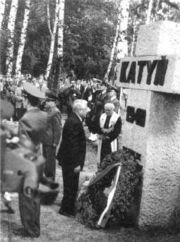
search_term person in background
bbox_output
[14,80,24,121]
[97,103,122,165]
[0,78,3,92]
[57,99,89,217]
[106,89,120,114]
[43,90,62,181]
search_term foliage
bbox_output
[63,0,117,79]
[1,0,180,78]
[1,0,117,79]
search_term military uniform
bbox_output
[18,83,47,237]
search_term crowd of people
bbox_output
[0,73,128,237]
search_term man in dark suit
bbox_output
[57,99,89,217]
[43,91,62,181]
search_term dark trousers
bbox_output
[61,167,80,215]
[100,140,111,163]
[43,145,56,181]
[19,193,40,237]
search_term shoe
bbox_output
[59,209,74,218]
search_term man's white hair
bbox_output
[72,99,88,111]
[104,102,115,110]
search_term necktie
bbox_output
[104,115,111,128]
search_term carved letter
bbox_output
[146,60,158,85]
[127,61,136,83]
[120,62,129,83]
[154,58,168,86]
[137,61,147,84]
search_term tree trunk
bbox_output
[116,0,130,61]
[104,14,120,82]
[53,0,65,88]
[57,0,65,60]
[0,0,6,29]
[47,0,52,36]
[6,0,19,76]
[105,0,130,82]
[130,17,137,56]
[45,0,60,81]
[146,0,154,24]
[15,0,31,77]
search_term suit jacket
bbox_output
[43,108,62,146]
[57,112,86,170]
[19,108,48,146]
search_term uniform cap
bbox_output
[45,89,57,101]
[23,82,45,99]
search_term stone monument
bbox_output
[115,21,180,229]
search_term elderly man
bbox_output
[57,99,89,217]
[98,103,122,164]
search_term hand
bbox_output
[102,135,110,141]
[101,128,108,134]
[74,166,81,173]
[74,165,81,173]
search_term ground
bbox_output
[1,129,180,242]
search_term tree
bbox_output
[146,0,154,24]
[56,0,65,81]
[1,0,118,79]
[0,0,6,29]
[116,0,130,61]
[15,0,31,77]
[104,1,121,82]
[57,0,65,63]
[6,0,19,76]
[63,0,117,79]
[45,0,60,80]
[50,0,65,89]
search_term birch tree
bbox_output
[105,0,130,82]
[0,0,6,29]
[130,17,138,56]
[51,0,65,88]
[116,0,130,61]
[6,0,19,76]
[45,0,60,80]
[104,7,120,82]
[56,0,65,76]
[15,0,31,77]
[146,0,154,24]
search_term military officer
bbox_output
[18,82,47,237]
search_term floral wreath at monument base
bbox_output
[76,149,143,229]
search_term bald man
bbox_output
[98,103,122,164]
[57,99,89,217]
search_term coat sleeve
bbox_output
[52,112,62,146]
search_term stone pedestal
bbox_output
[136,21,180,56]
